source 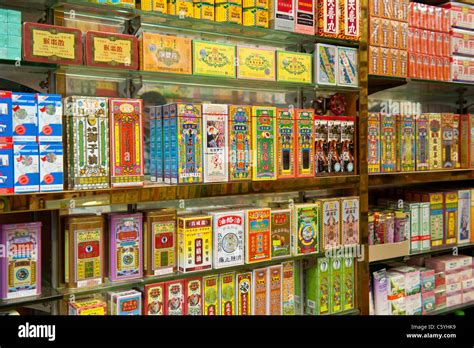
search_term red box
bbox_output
[408,52,416,78]
[184,277,203,315]
[443,33,450,57]
[420,30,428,54]
[411,28,420,53]
[408,2,415,27]
[419,3,427,29]
[22,22,83,65]
[429,55,437,81]
[427,5,435,31]
[428,31,436,56]
[422,54,430,80]
[442,8,450,33]
[164,280,185,315]
[435,32,444,57]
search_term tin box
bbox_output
[144,282,165,315]
[85,31,138,70]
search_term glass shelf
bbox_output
[368,169,474,188]
[429,301,474,316]
[0,287,62,311]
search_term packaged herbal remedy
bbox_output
[267,265,282,315]
[282,261,296,315]
[0,222,41,300]
[192,40,236,78]
[341,197,359,246]
[252,106,277,180]
[340,116,355,173]
[109,98,144,187]
[428,113,442,170]
[64,216,104,289]
[64,96,109,190]
[342,257,355,311]
[236,272,252,315]
[396,114,415,172]
[108,213,143,281]
[143,209,176,276]
[245,208,272,263]
[368,113,381,173]
[203,104,228,183]
[252,267,268,315]
[177,215,212,272]
[276,51,312,84]
[185,277,203,315]
[236,46,276,81]
[144,282,165,315]
[68,297,107,315]
[295,109,315,178]
[380,113,396,172]
[460,114,474,169]
[271,209,292,258]
[328,117,342,173]
[150,106,163,183]
[219,272,236,315]
[269,0,295,31]
[164,279,185,315]
[305,257,330,315]
[110,290,142,315]
[295,0,315,34]
[293,203,320,255]
[329,257,343,313]
[203,275,219,315]
[457,189,471,244]
[321,198,340,250]
[453,114,460,169]
[276,108,296,179]
[441,114,456,169]
[228,105,252,181]
[421,192,444,248]
[314,116,329,175]
[315,43,337,86]
[415,114,429,171]
[443,191,458,246]
[165,103,203,184]
[208,209,245,268]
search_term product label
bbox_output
[246,209,272,263]
[252,106,276,180]
[74,229,102,287]
[228,105,252,181]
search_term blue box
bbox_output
[12,92,37,142]
[149,106,156,182]
[0,91,12,143]
[39,143,63,192]
[155,106,163,183]
[37,94,62,142]
[0,142,13,194]
[7,23,21,37]
[6,48,21,60]
[14,143,39,193]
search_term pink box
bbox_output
[446,281,462,294]
[446,291,462,307]
[442,2,474,31]
[462,278,474,291]
[422,291,436,314]
[459,269,472,281]
[463,289,474,303]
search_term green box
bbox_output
[7,10,21,23]
[0,35,8,48]
[0,11,7,23]
[8,35,21,49]
[7,23,21,36]
[6,48,20,60]
[329,257,343,313]
[294,259,302,314]
[305,257,330,315]
[342,257,355,311]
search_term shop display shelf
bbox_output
[0,175,360,213]
[0,286,62,311]
[428,301,474,316]
[0,59,54,74]
[368,169,474,188]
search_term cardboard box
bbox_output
[270,209,292,258]
[396,114,415,172]
[340,116,355,173]
[192,40,236,78]
[144,282,165,315]
[39,143,63,192]
[458,189,471,244]
[337,47,358,87]
[418,202,430,251]
[164,280,185,315]
[64,96,109,190]
[392,265,421,295]
[341,197,359,246]
[177,215,212,272]
[139,32,192,74]
[282,261,295,315]
[203,275,219,315]
[450,29,474,57]
[314,116,329,175]
[460,114,474,168]
[0,143,13,194]
[245,208,272,263]
[185,277,203,315]
[236,272,252,315]
[243,7,269,27]
[428,113,442,170]
[368,113,381,173]
[405,293,422,315]
[451,56,474,83]
[276,108,296,179]
[0,222,41,300]
[422,291,435,314]
[329,257,342,313]
[276,51,312,83]
[369,240,410,262]
[372,269,389,315]
[236,46,275,81]
[110,290,142,315]
[441,114,456,168]
[252,267,268,315]
[328,117,342,173]
[342,257,355,310]
[380,113,396,172]
[442,2,474,31]
[14,143,39,193]
[444,191,458,246]
[369,46,380,75]
[252,106,277,180]
[109,98,144,188]
[269,0,295,31]
[108,213,143,281]
[415,113,429,171]
[202,104,228,183]
[380,47,390,76]
[0,91,12,143]
[295,0,314,34]
[316,0,340,38]
[37,94,62,143]
[139,0,168,12]
[68,297,106,315]
[305,257,330,315]
[194,2,215,20]
[215,2,243,24]
[315,43,337,86]
[370,18,381,46]
[268,265,283,315]
[295,109,314,177]
[228,105,252,181]
[168,0,193,16]
[321,198,340,250]
[12,92,37,143]
[293,203,320,255]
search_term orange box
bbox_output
[434,7,443,32]
[442,9,450,33]
[369,46,381,75]
[400,22,408,49]
[408,52,416,77]
[422,54,430,79]
[389,48,399,76]
[408,2,414,27]
[381,19,392,47]
[381,47,390,75]
[437,57,444,81]
[435,32,443,56]
[412,28,420,53]
[370,17,381,46]
[420,30,428,54]
[391,21,400,48]
[399,50,408,77]
[370,0,381,18]
[428,31,436,56]
[427,6,435,31]
[444,57,451,81]
[401,0,408,22]
[443,33,450,57]
[429,55,437,81]
[419,3,427,29]
[382,0,392,19]
[392,0,400,20]
[411,2,419,28]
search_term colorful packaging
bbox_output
[177,215,213,272]
[193,1,215,20]
[245,208,272,263]
[450,29,474,57]
[252,106,277,180]
[380,113,396,172]
[203,104,228,183]
[203,275,219,315]
[444,191,458,246]
[228,105,252,181]
[37,94,62,142]
[109,98,144,187]
[453,114,460,168]
[236,272,252,315]
[236,46,275,81]
[168,0,194,16]
[342,257,355,310]
[139,0,168,12]
[0,91,12,143]
[368,113,381,173]
[165,103,203,184]
[451,56,474,83]
[192,40,236,78]
[64,216,104,289]
[460,114,474,168]
[422,192,444,248]
[317,0,340,38]
[295,0,315,34]
[64,96,109,190]
[268,265,282,315]
[144,282,165,315]
[252,267,268,315]
[185,277,203,315]
[442,2,474,31]
[208,210,245,268]
[139,32,192,74]
[276,108,295,179]
[373,269,389,315]
[315,43,337,86]
[295,109,314,178]
[441,114,456,168]
[271,209,292,258]
[330,257,342,313]
[68,298,107,315]
[340,116,355,173]
[110,290,142,315]
[419,202,431,251]
[415,113,429,171]
[0,222,41,299]
[108,213,143,281]
[0,143,13,194]
[369,46,380,75]
[215,2,243,24]
[341,197,359,246]
[314,116,329,175]
[243,7,269,27]
[321,198,340,250]
[428,113,442,170]
[338,47,358,87]
[305,257,330,315]
[269,0,295,31]
[164,280,185,315]
[12,92,37,143]
[341,0,360,40]
[219,272,235,315]
[293,203,320,255]
[327,118,342,173]
[280,261,295,315]
[39,143,63,192]
[143,210,176,276]
[396,114,415,172]
[14,143,39,193]
[457,189,471,244]
[276,51,312,83]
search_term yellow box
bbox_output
[243,0,268,8]
[276,51,312,84]
[216,0,242,5]
[243,7,269,27]
[237,46,275,80]
[139,32,192,74]
[139,0,167,12]
[93,0,135,8]
[215,3,243,24]
[168,0,193,16]
[194,2,215,20]
[68,298,107,315]
[193,40,236,78]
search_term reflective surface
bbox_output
[368,170,474,188]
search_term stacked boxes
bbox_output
[315,44,359,87]
[243,0,269,28]
[316,0,361,41]
[216,0,243,24]
[194,0,215,20]
[0,9,21,61]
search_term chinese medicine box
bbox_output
[293,203,320,255]
[144,282,165,315]
[37,94,62,143]
[271,208,292,259]
[236,272,252,315]
[252,106,277,180]
[219,272,236,315]
[185,277,203,315]
[276,108,296,179]
[228,105,252,181]
[203,103,228,183]
[85,31,138,70]
[245,208,272,263]
[177,215,213,272]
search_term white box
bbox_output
[202,104,228,183]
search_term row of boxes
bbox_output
[370,18,409,50]
[408,53,451,81]
[408,29,450,57]
[369,0,408,22]
[408,3,450,33]
[369,47,407,77]
[0,9,21,61]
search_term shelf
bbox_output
[0,287,62,311]
[0,175,360,213]
[429,301,474,316]
[368,169,474,188]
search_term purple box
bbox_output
[108,213,143,282]
[0,222,41,299]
